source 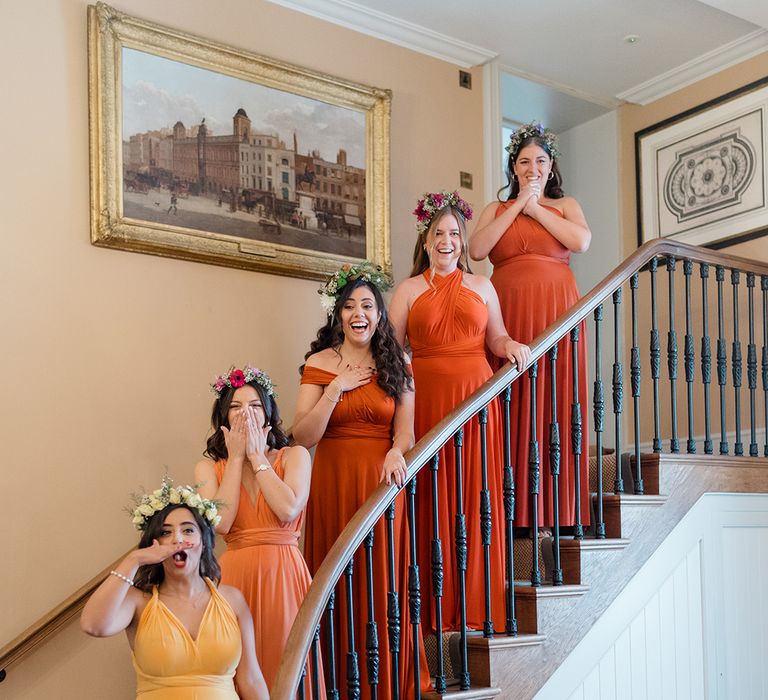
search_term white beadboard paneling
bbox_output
[535,494,768,700]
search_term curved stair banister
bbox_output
[272,237,768,699]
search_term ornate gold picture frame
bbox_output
[88,3,391,280]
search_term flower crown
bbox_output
[318,261,393,315]
[505,121,561,159]
[210,365,277,398]
[413,190,473,236]
[128,476,222,531]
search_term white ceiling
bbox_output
[268,0,768,130]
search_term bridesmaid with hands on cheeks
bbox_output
[194,366,320,696]
[80,479,268,699]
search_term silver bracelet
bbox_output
[109,570,135,587]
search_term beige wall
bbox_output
[616,52,768,448]
[0,1,483,696]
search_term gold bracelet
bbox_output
[323,388,341,403]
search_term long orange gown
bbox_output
[489,201,590,527]
[407,269,507,632]
[214,449,322,696]
[302,366,430,699]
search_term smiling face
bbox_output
[339,283,380,347]
[426,212,463,274]
[158,507,203,575]
[228,384,266,429]
[513,143,552,190]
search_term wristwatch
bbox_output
[254,463,272,473]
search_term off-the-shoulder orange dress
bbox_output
[215,449,322,696]
[489,202,590,527]
[302,366,429,699]
[407,269,506,632]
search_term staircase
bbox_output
[272,239,768,700]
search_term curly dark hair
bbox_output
[498,135,565,201]
[410,204,472,277]
[301,279,412,401]
[133,504,220,592]
[204,380,290,462]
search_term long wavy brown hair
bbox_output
[301,279,412,401]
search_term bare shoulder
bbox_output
[218,583,247,611]
[281,444,310,468]
[304,348,341,372]
[461,271,493,297]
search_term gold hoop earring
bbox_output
[548,172,554,181]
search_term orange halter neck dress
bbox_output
[407,268,507,632]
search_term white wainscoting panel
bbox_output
[535,493,768,700]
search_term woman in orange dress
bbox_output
[389,191,530,633]
[293,262,429,699]
[470,122,592,529]
[195,365,321,696]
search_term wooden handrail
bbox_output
[0,548,133,679]
[271,237,768,699]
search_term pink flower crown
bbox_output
[413,190,473,235]
[210,364,277,398]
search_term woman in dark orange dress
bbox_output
[470,122,592,529]
[195,366,321,696]
[293,262,428,699]
[389,191,530,633]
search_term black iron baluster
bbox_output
[405,477,421,700]
[478,406,495,632]
[570,328,584,538]
[501,386,518,635]
[716,266,729,454]
[732,270,744,456]
[684,260,696,453]
[667,256,680,453]
[453,428,470,690]
[593,304,606,538]
[548,347,563,584]
[344,559,360,700]
[428,454,446,692]
[612,289,625,493]
[385,502,401,700]
[747,273,758,456]
[528,362,542,585]
[311,624,321,700]
[325,591,340,700]
[763,276,768,458]
[630,273,643,494]
[649,257,662,453]
[363,529,379,698]
[700,264,713,454]
[298,666,306,700]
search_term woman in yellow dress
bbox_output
[81,479,268,699]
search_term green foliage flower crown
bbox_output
[128,476,222,531]
[318,261,393,316]
[505,121,561,160]
[210,364,277,399]
[413,190,473,236]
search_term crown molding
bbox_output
[265,0,497,68]
[617,29,768,105]
[498,64,622,110]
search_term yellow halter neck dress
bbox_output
[132,578,241,699]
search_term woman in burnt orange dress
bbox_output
[293,262,428,699]
[470,122,592,530]
[195,365,321,696]
[389,191,530,633]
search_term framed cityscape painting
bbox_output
[636,77,768,249]
[88,3,391,280]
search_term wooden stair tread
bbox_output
[559,537,630,551]
[595,492,668,505]
[466,633,546,650]
[423,687,501,699]
[515,583,590,599]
